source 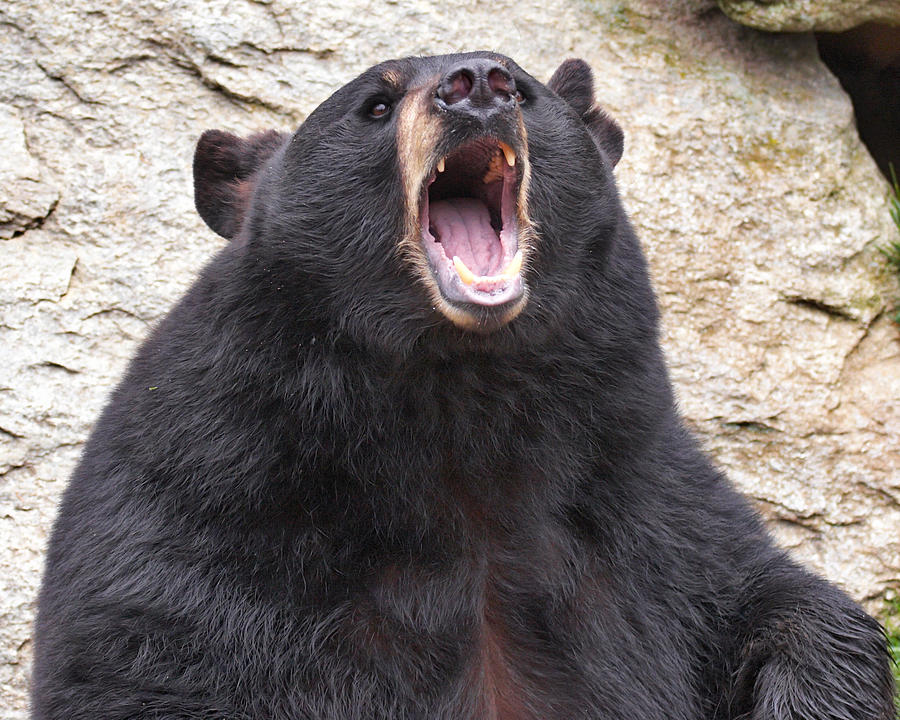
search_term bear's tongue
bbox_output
[429,198,502,276]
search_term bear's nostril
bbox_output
[440,70,474,105]
[487,68,514,99]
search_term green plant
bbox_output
[880,164,900,325]
[885,594,900,701]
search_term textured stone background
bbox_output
[1,0,898,716]
[716,0,900,31]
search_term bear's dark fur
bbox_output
[32,53,895,720]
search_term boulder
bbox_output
[716,0,900,32]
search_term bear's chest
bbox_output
[228,494,699,719]
[350,532,601,720]
[330,503,703,720]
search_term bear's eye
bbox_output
[368,100,392,119]
[515,90,525,104]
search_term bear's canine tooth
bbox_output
[499,141,516,167]
[437,157,445,173]
[453,256,477,285]
[501,249,523,280]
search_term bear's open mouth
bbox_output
[419,136,524,308]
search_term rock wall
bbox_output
[1,0,898,716]
[716,0,900,31]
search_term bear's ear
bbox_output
[548,59,624,168]
[193,129,288,239]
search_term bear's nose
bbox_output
[436,60,517,120]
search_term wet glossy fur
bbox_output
[32,54,895,720]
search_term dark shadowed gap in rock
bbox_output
[816,23,900,182]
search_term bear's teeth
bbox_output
[453,250,523,287]
[501,249,523,280]
[453,256,477,285]
[437,157,445,173]
[499,141,516,168]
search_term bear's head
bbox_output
[194,53,627,348]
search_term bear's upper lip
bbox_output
[418,135,525,310]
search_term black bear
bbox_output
[32,52,895,720]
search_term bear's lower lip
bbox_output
[418,136,525,311]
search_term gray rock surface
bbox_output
[0,109,58,239]
[716,0,900,31]
[1,0,898,716]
